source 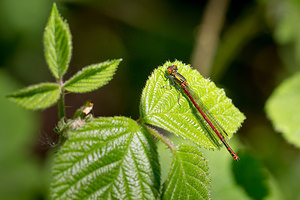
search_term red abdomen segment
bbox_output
[183,88,240,161]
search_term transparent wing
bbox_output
[187,86,229,138]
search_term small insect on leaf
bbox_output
[140,60,245,152]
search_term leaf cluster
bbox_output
[6,4,246,200]
[7,4,121,111]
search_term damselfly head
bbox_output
[167,65,178,75]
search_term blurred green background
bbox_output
[1,0,300,199]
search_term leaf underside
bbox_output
[162,145,211,200]
[44,3,72,79]
[140,60,245,149]
[50,117,160,200]
[64,59,122,93]
[6,83,60,110]
[266,72,300,147]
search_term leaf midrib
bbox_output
[83,124,150,199]
[178,151,207,200]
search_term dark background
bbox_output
[1,0,300,199]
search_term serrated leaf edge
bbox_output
[63,59,122,93]
[44,3,72,79]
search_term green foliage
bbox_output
[47,58,247,199]
[266,72,300,147]
[7,4,121,111]
[50,117,160,200]
[6,83,60,110]
[64,59,121,93]
[162,145,211,200]
[5,3,248,200]
[44,3,72,79]
[232,152,269,200]
[140,60,245,149]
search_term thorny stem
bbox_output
[58,77,65,120]
[57,77,67,144]
[145,125,175,151]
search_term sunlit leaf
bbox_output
[50,117,160,200]
[64,59,121,93]
[7,83,60,110]
[140,60,245,149]
[162,145,211,200]
[266,72,300,147]
[44,3,72,79]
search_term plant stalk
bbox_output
[58,77,65,120]
[146,125,175,151]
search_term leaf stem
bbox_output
[145,125,175,151]
[58,78,65,120]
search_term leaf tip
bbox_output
[44,2,72,80]
[51,2,59,13]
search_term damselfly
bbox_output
[165,65,239,161]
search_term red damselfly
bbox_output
[165,65,239,161]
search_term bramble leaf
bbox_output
[140,60,245,149]
[162,145,211,200]
[44,3,72,79]
[50,117,160,200]
[266,72,300,147]
[6,83,60,110]
[64,59,121,93]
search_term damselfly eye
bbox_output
[167,65,177,74]
[167,67,172,74]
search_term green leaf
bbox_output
[7,83,60,110]
[266,72,300,147]
[64,59,122,93]
[44,3,72,79]
[50,117,160,200]
[140,60,245,149]
[162,145,211,200]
